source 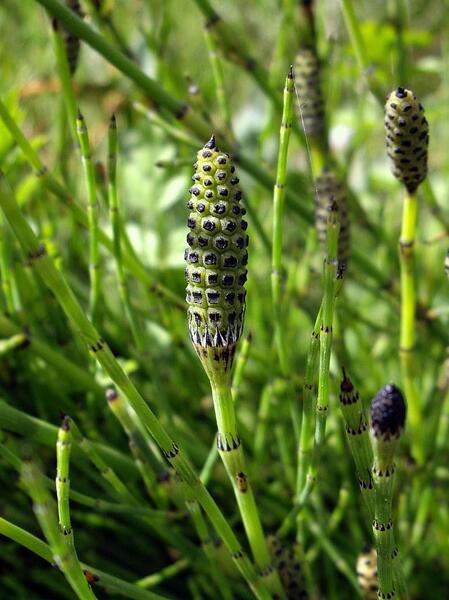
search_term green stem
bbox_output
[272,67,294,377]
[204,28,234,141]
[0,517,172,600]
[108,115,146,351]
[211,383,284,597]
[51,18,77,141]
[339,0,384,104]
[76,111,101,324]
[314,206,340,452]
[399,190,423,464]
[21,460,97,600]
[296,304,322,499]
[0,398,136,478]
[338,371,375,519]
[372,436,407,598]
[0,172,270,600]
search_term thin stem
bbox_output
[296,304,322,499]
[314,207,340,452]
[108,115,146,351]
[272,67,294,377]
[0,516,172,600]
[338,371,375,519]
[204,28,234,141]
[399,190,423,464]
[211,383,285,597]
[107,388,163,507]
[21,460,97,600]
[0,172,270,600]
[51,18,77,141]
[76,111,101,323]
[339,0,384,104]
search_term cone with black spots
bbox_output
[357,546,378,600]
[315,169,351,272]
[267,536,308,599]
[185,136,248,383]
[384,87,428,193]
[294,47,325,136]
[63,1,83,74]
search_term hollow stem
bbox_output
[21,460,97,600]
[399,190,423,464]
[210,382,285,597]
[76,111,101,324]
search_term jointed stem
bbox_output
[272,67,294,377]
[108,116,146,351]
[314,208,340,451]
[0,516,172,600]
[211,383,284,597]
[76,112,101,324]
[0,173,271,600]
[399,190,423,464]
[21,461,97,600]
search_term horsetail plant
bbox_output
[315,169,351,273]
[62,0,83,75]
[0,172,273,600]
[294,46,326,171]
[339,370,375,519]
[272,67,294,378]
[384,87,429,465]
[107,115,146,352]
[370,384,407,599]
[21,458,97,600]
[314,200,340,451]
[76,110,101,324]
[185,137,285,597]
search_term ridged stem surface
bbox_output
[22,461,97,600]
[399,191,423,464]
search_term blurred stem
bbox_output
[76,111,101,324]
[399,190,423,464]
[136,559,190,589]
[204,28,234,141]
[51,19,77,141]
[339,0,384,104]
[272,68,294,377]
[21,461,97,600]
[108,115,146,352]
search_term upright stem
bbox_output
[314,209,340,450]
[272,67,294,377]
[399,190,423,464]
[210,383,284,597]
[339,0,384,104]
[107,116,145,351]
[51,19,77,142]
[76,112,100,324]
[21,461,97,600]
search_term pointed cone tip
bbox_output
[205,134,217,150]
